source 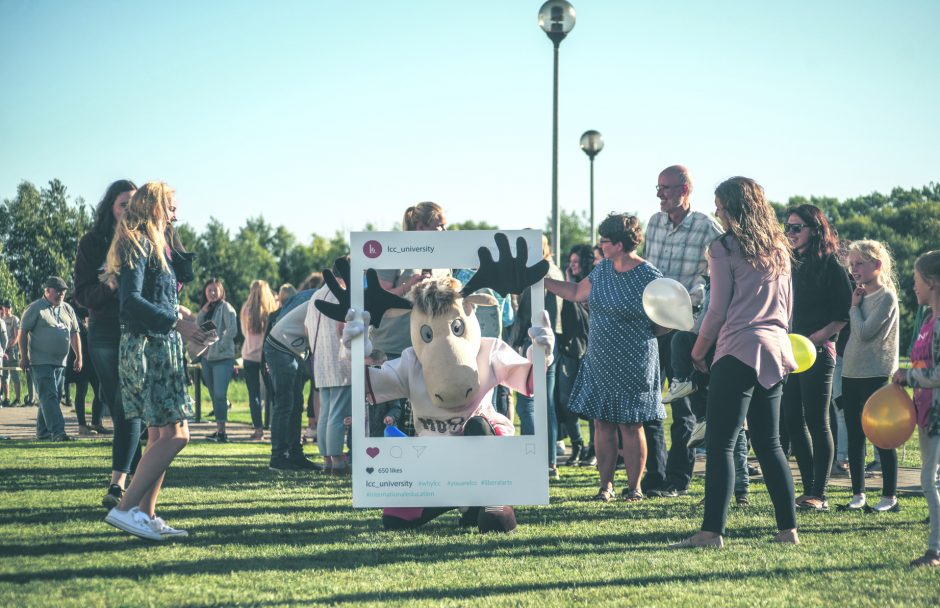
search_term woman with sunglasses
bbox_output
[782,205,852,511]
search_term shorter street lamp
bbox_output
[579,130,604,244]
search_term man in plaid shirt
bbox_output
[641,165,722,498]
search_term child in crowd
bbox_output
[840,241,900,512]
[893,250,940,567]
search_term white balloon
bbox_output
[642,278,694,331]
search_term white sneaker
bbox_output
[847,493,866,510]
[104,507,164,541]
[555,441,566,456]
[149,515,189,537]
[663,380,696,404]
[872,496,898,512]
[687,420,707,449]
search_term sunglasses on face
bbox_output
[784,223,810,234]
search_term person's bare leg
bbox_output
[118,422,189,511]
[595,420,618,490]
[620,423,647,491]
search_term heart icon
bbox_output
[366,447,380,458]
[366,467,374,474]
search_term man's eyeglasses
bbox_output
[598,238,612,245]
[655,185,680,193]
[784,223,810,234]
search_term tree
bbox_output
[0,180,90,302]
[545,209,593,259]
[449,220,499,231]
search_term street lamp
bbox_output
[538,0,575,265]
[579,130,604,244]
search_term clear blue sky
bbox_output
[2,0,938,242]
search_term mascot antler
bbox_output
[314,257,412,327]
[460,232,549,298]
[315,232,549,326]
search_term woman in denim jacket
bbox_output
[102,182,210,541]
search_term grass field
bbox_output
[1,434,938,606]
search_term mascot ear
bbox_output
[463,293,498,316]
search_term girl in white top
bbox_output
[840,240,900,511]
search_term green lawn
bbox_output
[1,438,938,607]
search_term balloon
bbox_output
[862,384,916,450]
[642,278,693,331]
[788,334,816,374]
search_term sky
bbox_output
[2,0,938,244]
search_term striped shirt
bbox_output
[643,210,722,307]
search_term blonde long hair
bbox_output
[104,182,177,277]
[848,240,898,293]
[241,279,278,334]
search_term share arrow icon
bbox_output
[412,446,427,458]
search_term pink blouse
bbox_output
[698,236,797,389]
[910,313,935,429]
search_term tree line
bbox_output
[2,179,938,351]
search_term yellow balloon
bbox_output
[788,334,816,374]
[862,384,916,450]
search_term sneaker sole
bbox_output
[104,513,164,541]
[159,529,189,538]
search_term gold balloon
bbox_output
[788,334,816,374]
[862,384,916,450]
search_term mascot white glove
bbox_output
[526,310,555,368]
[342,309,373,354]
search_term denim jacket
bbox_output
[119,240,194,338]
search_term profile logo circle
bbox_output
[363,240,383,259]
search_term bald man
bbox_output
[642,165,722,498]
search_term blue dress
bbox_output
[568,259,665,424]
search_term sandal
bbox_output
[735,495,750,507]
[592,487,615,502]
[622,488,644,502]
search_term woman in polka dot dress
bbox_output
[545,213,666,502]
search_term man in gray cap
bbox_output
[19,277,82,440]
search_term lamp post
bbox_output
[579,130,604,245]
[538,0,575,265]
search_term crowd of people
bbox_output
[1,168,938,566]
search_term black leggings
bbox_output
[782,347,835,497]
[702,356,796,535]
[841,376,898,497]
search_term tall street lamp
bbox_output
[579,130,604,245]
[538,0,575,265]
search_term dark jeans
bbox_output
[32,364,66,438]
[264,343,305,460]
[643,333,696,492]
[782,347,835,497]
[842,376,898,497]
[88,320,141,474]
[702,356,796,535]
[243,360,270,430]
[557,354,585,446]
[74,374,102,427]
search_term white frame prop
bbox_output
[349,229,549,508]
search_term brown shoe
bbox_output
[91,424,113,435]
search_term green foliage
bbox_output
[545,209,593,258]
[449,219,499,231]
[0,180,90,305]
[774,183,940,350]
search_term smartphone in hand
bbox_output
[200,320,217,332]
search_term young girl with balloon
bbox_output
[840,241,900,512]
[893,250,940,567]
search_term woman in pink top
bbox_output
[670,177,799,549]
[240,280,278,441]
